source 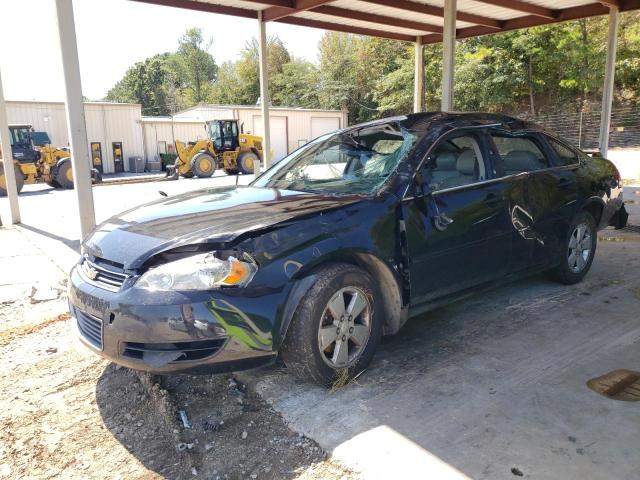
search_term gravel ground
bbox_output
[0,296,358,480]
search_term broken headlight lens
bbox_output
[137,253,256,291]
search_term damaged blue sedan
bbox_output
[69,113,628,385]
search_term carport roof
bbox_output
[132,0,640,42]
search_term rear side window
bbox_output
[547,137,579,166]
[490,133,549,175]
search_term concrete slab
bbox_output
[238,240,640,480]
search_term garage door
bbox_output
[252,116,288,163]
[311,117,340,139]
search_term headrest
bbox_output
[436,152,457,170]
[456,149,476,175]
[504,150,539,171]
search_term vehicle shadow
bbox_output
[95,363,341,479]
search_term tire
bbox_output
[45,179,60,188]
[550,211,597,285]
[224,168,239,175]
[182,171,195,179]
[0,163,25,197]
[190,153,215,178]
[55,159,74,189]
[237,151,259,175]
[281,263,383,386]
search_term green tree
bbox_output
[174,28,218,105]
[105,53,174,115]
[271,60,319,107]
[210,35,291,105]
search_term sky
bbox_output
[0,0,325,102]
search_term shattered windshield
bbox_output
[252,121,416,195]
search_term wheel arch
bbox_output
[279,251,406,345]
[581,197,605,227]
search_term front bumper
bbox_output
[68,266,279,374]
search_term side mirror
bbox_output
[240,122,244,134]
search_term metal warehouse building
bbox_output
[5,100,347,174]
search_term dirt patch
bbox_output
[0,301,358,480]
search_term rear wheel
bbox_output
[550,211,597,285]
[281,264,383,386]
[190,153,215,178]
[0,163,25,197]
[55,159,74,189]
[237,151,258,175]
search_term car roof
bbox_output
[348,112,544,136]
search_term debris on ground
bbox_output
[0,298,359,480]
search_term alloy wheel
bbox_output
[568,222,592,273]
[317,287,372,368]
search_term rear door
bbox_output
[404,130,512,305]
[487,130,579,270]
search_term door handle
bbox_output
[484,192,501,206]
[433,212,454,231]
[558,177,572,189]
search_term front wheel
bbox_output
[550,211,597,285]
[281,264,383,386]
[190,153,215,178]
[0,163,25,197]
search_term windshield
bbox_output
[253,121,416,195]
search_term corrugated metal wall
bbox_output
[6,101,145,174]
[141,120,206,162]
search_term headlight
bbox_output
[137,253,256,291]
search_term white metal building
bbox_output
[6,100,145,174]
[6,100,346,172]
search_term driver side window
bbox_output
[422,134,486,191]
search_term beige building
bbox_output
[6,100,347,173]
[6,100,144,174]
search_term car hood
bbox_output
[84,186,363,269]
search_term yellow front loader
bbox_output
[0,124,101,197]
[167,119,264,179]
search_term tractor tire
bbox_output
[224,168,239,175]
[190,153,216,178]
[182,171,195,179]
[237,151,259,175]
[0,163,25,197]
[45,179,60,188]
[55,159,74,189]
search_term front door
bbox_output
[91,142,103,173]
[112,142,124,173]
[404,130,512,306]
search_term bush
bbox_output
[159,153,178,171]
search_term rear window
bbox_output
[490,133,549,175]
